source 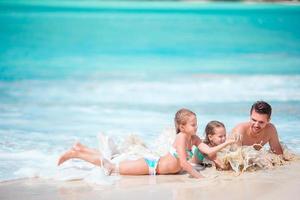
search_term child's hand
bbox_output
[225,137,236,145]
[231,132,242,143]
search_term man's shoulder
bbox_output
[265,123,277,134]
[230,122,249,138]
[233,122,250,131]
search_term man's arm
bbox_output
[268,125,283,155]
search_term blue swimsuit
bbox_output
[144,146,205,176]
[169,145,204,161]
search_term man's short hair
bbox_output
[250,101,272,118]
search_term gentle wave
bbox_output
[1,75,300,104]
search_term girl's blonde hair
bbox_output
[204,120,225,145]
[174,108,196,134]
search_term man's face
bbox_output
[250,110,270,134]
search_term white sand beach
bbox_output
[1,158,299,200]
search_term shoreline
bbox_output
[1,159,300,200]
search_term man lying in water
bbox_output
[231,100,283,155]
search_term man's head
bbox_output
[250,101,272,118]
[250,101,272,134]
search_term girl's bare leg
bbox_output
[73,142,99,155]
[57,147,102,166]
[58,145,150,176]
[118,159,149,175]
[58,141,102,166]
[58,144,116,174]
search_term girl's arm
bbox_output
[230,127,243,146]
[176,134,204,179]
[198,138,235,157]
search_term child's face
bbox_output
[208,127,226,146]
[180,115,198,136]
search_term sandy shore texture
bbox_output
[1,158,300,200]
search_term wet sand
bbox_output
[1,159,300,200]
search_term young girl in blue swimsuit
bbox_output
[58,108,234,178]
[191,120,230,169]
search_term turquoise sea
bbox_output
[0,1,300,181]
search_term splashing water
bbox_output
[218,143,296,174]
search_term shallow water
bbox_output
[0,1,300,182]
